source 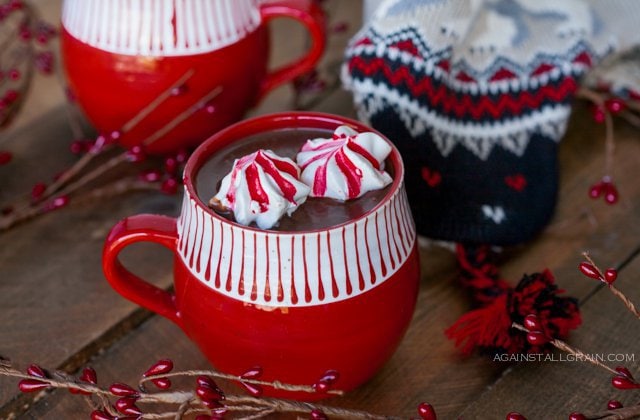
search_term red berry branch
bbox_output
[575,87,640,206]
[0,357,436,419]
[0,0,56,163]
[0,68,222,231]
[508,253,640,420]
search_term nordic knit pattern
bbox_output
[342,0,616,245]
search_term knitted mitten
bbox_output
[342,0,617,245]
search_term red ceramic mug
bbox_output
[102,112,420,399]
[61,0,325,155]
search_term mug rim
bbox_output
[183,111,405,234]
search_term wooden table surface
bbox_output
[2,1,640,419]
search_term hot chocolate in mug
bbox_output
[61,0,325,154]
[102,112,420,399]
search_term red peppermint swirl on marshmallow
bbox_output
[210,150,310,229]
[296,126,392,200]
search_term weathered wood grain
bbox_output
[5,0,640,419]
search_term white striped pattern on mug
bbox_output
[176,184,417,307]
[62,0,261,56]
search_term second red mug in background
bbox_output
[61,0,326,154]
[102,112,420,399]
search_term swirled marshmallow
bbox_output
[209,150,310,229]
[296,126,393,200]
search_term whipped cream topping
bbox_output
[296,126,393,200]
[210,150,310,229]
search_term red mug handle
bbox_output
[102,214,181,325]
[257,0,326,101]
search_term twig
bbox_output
[1,359,405,419]
[123,69,195,134]
[582,252,640,319]
[224,395,402,419]
[511,323,620,377]
[40,69,196,201]
[604,111,615,178]
[141,85,223,147]
[141,370,343,397]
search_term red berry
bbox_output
[4,89,18,103]
[526,331,549,346]
[201,399,224,409]
[164,156,178,175]
[115,397,141,415]
[196,376,217,389]
[109,382,138,397]
[240,381,263,397]
[604,268,618,284]
[578,262,602,280]
[8,69,20,80]
[615,366,635,380]
[151,377,171,389]
[27,364,46,378]
[126,145,146,163]
[196,384,225,402]
[109,130,122,141]
[34,51,54,74]
[143,359,173,377]
[90,410,114,420]
[506,412,526,420]
[46,195,69,211]
[31,182,47,200]
[0,150,12,165]
[18,378,49,392]
[418,402,437,420]
[175,149,189,163]
[310,409,328,420]
[70,140,84,154]
[569,413,586,420]
[591,105,606,123]
[161,178,179,195]
[313,379,330,393]
[19,26,31,40]
[523,314,542,332]
[604,183,619,205]
[612,375,640,390]
[605,98,626,114]
[332,21,349,33]
[139,169,162,183]
[80,367,98,384]
[240,366,263,380]
[10,0,23,11]
[607,399,623,409]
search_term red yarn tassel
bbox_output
[445,294,512,355]
[446,244,581,355]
